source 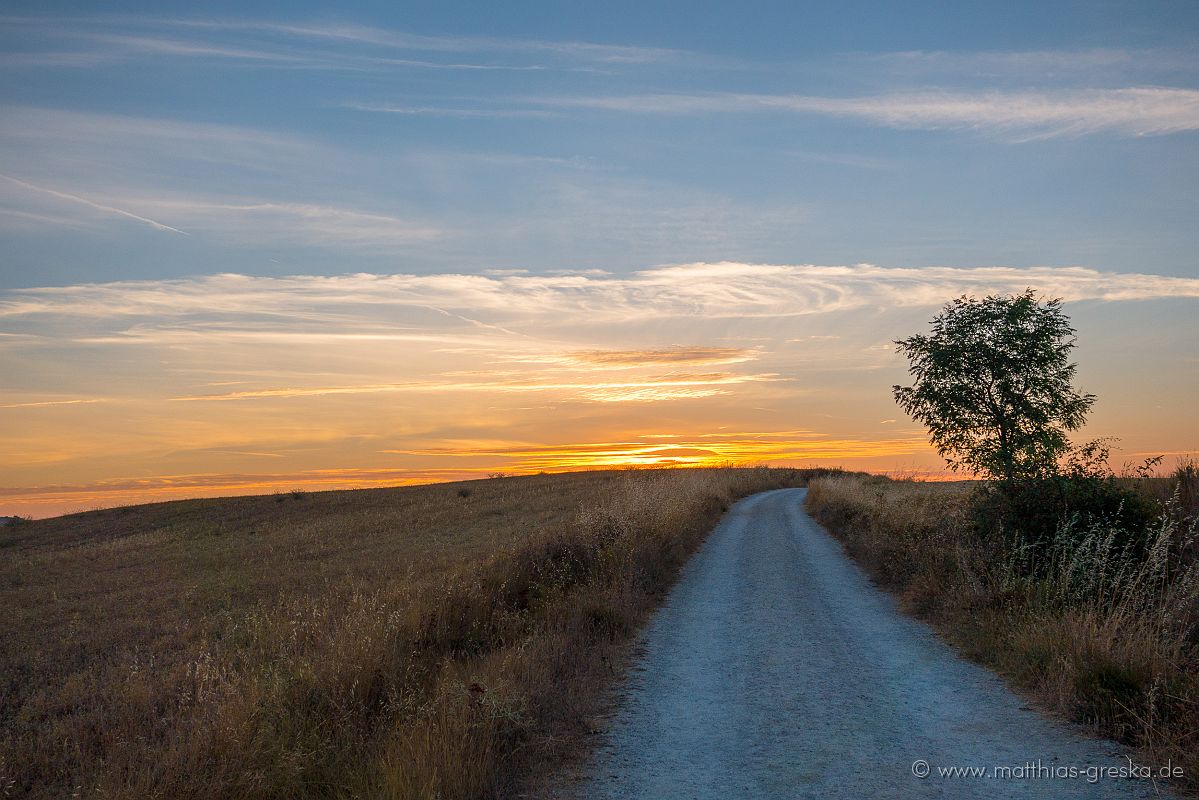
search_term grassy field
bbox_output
[0,466,832,799]
[805,469,1199,793]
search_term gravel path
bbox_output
[574,488,1168,799]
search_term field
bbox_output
[805,470,1199,793]
[0,467,832,799]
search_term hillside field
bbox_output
[0,467,832,799]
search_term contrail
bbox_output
[0,173,189,234]
[0,398,104,409]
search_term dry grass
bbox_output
[805,471,1199,794]
[0,466,833,799]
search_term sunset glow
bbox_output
[2,263,1196,517]
[2,7,1197,516]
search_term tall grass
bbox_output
[806,470,1199,793]
[1,467,831,799]
[1009,498,1198,617]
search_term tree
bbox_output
[892,290,1095,482]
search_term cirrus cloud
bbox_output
[538,87,1199,139]
[3,263,1197,324]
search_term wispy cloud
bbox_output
[44,30,558,73]
[134,198,442,247]
[850,48,1199,83]
[166,18,684,64]
[384,431,929,470]
[557,346,755,368]
[167,372,778,404]
[0,105,302,145]
[357,57,546,72]
[0,107,446,246]
[0,206,96,231]
[0,15,683,72]
[80,33,303,63]
[1,262,1192,515]
[4,264,1194,322]
[73,327,491,347]
[0,174,440,246]
[0,398,104,409]
[0,173,188,234]
[0,466,494,500]
[344,103,557,119]
[0,106,320,175]
[538,88,1199,138]
[0,50,117,67]
[785,149,900,171]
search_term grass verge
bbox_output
[804,472,1199,794]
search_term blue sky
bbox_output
[2,1,1198,286]
[1,1,1198,515]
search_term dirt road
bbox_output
[574,488,1166,799]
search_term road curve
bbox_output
[574,488,1165,799]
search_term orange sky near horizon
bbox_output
[2,263,1197,518]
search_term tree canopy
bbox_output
[892,290,1095,482]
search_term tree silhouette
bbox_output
[893,290,1095,481]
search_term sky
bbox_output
[1,1,1197,517]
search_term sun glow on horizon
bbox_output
[0,428,941,517]
[3,9,1199,520]
[2,265,1196,518]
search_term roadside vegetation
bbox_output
[806,463,1198,792]
[811,289,1198,792]
[0,466,834,799]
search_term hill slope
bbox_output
[0,467,830,799]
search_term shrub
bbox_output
[972,475,1160,570]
